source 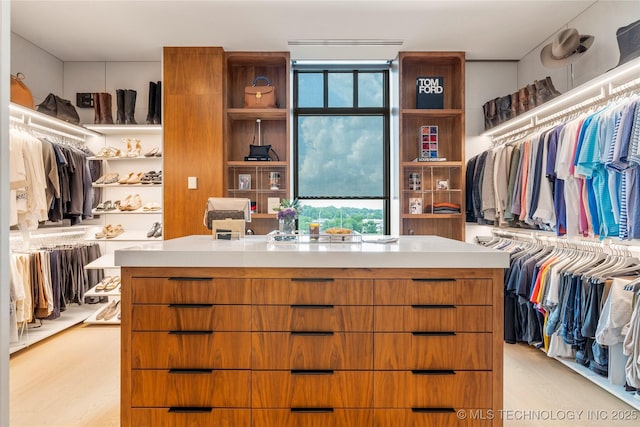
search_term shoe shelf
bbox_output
[89,230,163,242]
[85,284,120,298]
[92,209,162,215]
[85,124,162,135]
[92,183,162,188]
[84,254,116,270]
[87,155,161,161]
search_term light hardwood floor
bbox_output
[9,325,640,426]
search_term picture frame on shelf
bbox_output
[409,197,423,214]
[436,179,450,190]
[238,174,251,190]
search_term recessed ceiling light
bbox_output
[288,39,404,46]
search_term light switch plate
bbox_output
[187,176,197,189]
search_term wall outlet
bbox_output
[76,93,94,108]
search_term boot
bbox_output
[527,83,537,110]
[99,93,114,124]
[534,79,553,105]
[124,89,137,124]
[146,81,156,124]
[510,92,518,118]
[545,76,562,97]
[488,98,498,127]
[116,89,125,124]
[496,95,511,123]
[482,101,492,130]
[153,81,161,124]
[518,87,529,114]
[93,92,101,124]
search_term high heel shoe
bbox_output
[128,138,142,157]
[147,222,161,238]
[144,147,159,157]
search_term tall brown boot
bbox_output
[99,93,114,124]
[535,79,554,105]
[518,87,529,114]
[527,83,537,110]
[93,92,101,124]
[510,92,518,118]
[545,76,562,97]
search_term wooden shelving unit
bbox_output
[398,52,465,240]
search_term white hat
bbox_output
[540,28,594,68]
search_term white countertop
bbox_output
[114,235,509,269]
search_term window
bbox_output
[293,66,390,234]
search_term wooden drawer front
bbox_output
[253,371,372,408]
[131,408,250,426]
[131,277,250,304]
[374,333,491,370]
[131,332,251,369]
[252,409,372,427]
[375,278,492,305]
[132,305,251,331]
[374,371,492,408]
[131,369,250,407]
[253,278,372,305]
[374,409,492,426]
[374,305,491,332]
[252,332,372,370]
[253,305,373,332]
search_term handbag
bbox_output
[37,93,80,124]
[244,76,277,108]
[10,73,34,109]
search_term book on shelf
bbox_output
[413,157,448,162]
[416,76,444,109]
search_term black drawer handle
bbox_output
[291,370,334,375]
[168,330,213,335]
[168,303,214,308]
[412,331,456,336]
[168,407,213,413]
[412,278,456,282]
[169,369,213,374]
[412,370,456,375]
[168,277,213,281]
[291,278,334,282]
[412,408,455,413]
[291,331,334,336]
[411,304,456,309]
[291,304,334,309]
[291,408,334,413]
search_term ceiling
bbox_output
[11,0,598,62]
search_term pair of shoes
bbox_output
[94,200,116,212]
[147,222,162,238]
[119,194,142,211]
[95,172,118,185]
[95,276,113,291]
[95,147,122,158]
[140,170,161,184]
[95,276,120,291]
[144,147,162,157]
[96,224,125,239]
[118,172,144,185]
[122,138,142,157]
[142,201,161,211]
[96,299,121,321]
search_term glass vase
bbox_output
[279,217,296,235]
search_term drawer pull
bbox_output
[291,304,334,309]
[291,408,334,413]
[412,278,456,282]
[169,369,213,374]
[167,277,213,281]
[412,408,455,413]
[412,331,456,336]
[411,304,456,309]
[168,407,213,413]
[291,278,334,282]
[168,303,214,308]
[291,331,334,336]
[411,370,456,375]
[168,330,213,335]
[291,370,334,375]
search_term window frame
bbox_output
[293,66,391,234]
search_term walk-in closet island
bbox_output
[115,235,509,427]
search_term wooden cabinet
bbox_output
[224,52,290,235]
[121,267,502,427]
[399,52,465,240]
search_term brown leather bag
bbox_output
[244,76,276,108]
[10,73,34,108]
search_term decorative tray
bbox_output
[267,230,362,244]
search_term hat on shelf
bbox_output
[540,27,594,68]
[614,19,640,68]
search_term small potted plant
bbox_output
[274,198,299,235]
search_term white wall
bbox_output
[10,33,63,106]
[518,0,639,92]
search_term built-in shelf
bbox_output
[226,108,287,120]
[84,124,162,135]
[84,254,116,270]
[227,161,287,167]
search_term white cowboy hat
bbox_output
[540,28,594,68]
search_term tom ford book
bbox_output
[416,76,444,109]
